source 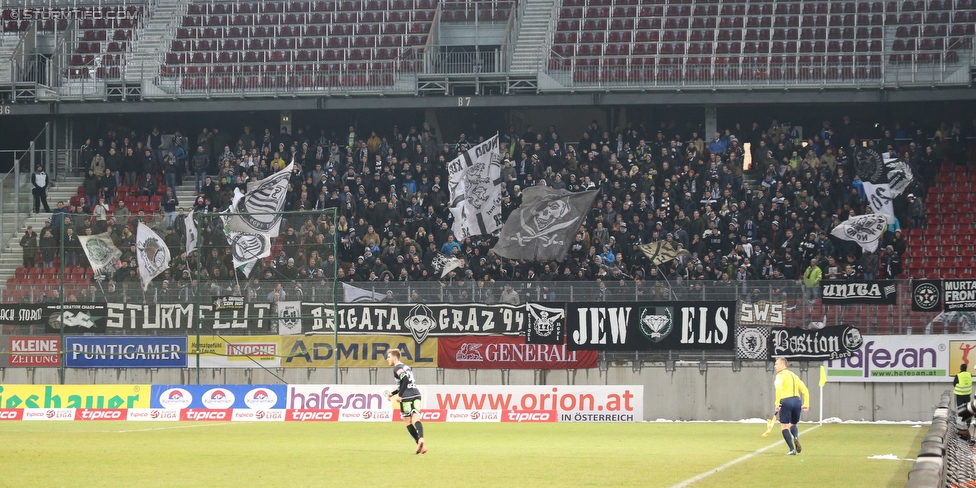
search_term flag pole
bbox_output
[819,364,826,424]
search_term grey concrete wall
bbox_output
[0,365,949,421]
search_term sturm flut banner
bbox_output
[566,302,736,351]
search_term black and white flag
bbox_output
[830,213,890,252]
[276,300,302,335]
[493,187,598,262]
[78,233,121,274]
[525,303,565,345]
[136,222,171,291]
[638,240,690,266]
[228,162,293,237]
[342,283,385,303]
[184,210,198,254]
[222,189,271,272]
[886,158,914,195]
[431,253,463,278]
[862,182,894,218]
[448,135,504,241]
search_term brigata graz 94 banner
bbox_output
[437,336,597,369]
[566,302,735,351]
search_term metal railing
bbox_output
[0,124,53,244]
[0,278,954,337]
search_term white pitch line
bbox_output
[670,424,823,488]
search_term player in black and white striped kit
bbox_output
[386,349,427,454]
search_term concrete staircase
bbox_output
[508,0,559,74]
[0,175,199,298]
[124,0,185,84]
[0,33,23,85]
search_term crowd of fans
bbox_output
[19,114,975,305]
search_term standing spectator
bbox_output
[20,226,38,268]
[164,151,180,189]
[100,169,117,206]
[32,164,51,213]
[908,193,926,229]
[39,228,57,268]
[162,187,179,228]
[147,126,164,167]
[802,259,821,304]
[192,146,210,193]
[63,227,80,268]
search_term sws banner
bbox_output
[820,281,898,305]
[912,279,943,312]
[4,337,60,367]
[737,300,786,326]
[150,385,287,410]
[768,325,864,360]
[64,336,188,368]
[944,280,976,311]
[566,302,735,351]
[825,334,950,382]
[300,302,549,343]
[188,336,281,368]
[437,336,597,369]
[279,335,437,368]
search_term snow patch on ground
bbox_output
[868,454,915,461]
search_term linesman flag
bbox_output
[493,186,598,262]
[638,240,691,266]
[136,222,171,291]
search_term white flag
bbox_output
[862,182,894,218]
[830,213,890,253]
[136,222,171,291]
[885,159,914,195]
[227,162,293,237]
[431,253,463,278]
[78,233,121,274]
[447,134,504,240]
[184,210,198,254]
[342,283,385,303]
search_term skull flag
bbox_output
[493,187,598,262]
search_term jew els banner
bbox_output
[820,281,898,305]
[768,325,864,360]
[566,302,736,351]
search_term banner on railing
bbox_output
[737,300,786,326]
[566,302,735,351]
[300,302,536,343]
[943,279,976,311]
[437,336,597,369]
[820,281,898,305]
[279,335,436,368]
[43,303,108,333]
[768,325,863,360]
[824,335,950,382]
[911,279,943,312]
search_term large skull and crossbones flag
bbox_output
[493,186,598,262]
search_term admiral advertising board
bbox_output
[279,335,436,368]
[566,302,735,351]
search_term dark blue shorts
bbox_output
[779,397,802,425]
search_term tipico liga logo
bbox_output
[201,388,235,409]
[159,388,193,410]
[243,388,277,410]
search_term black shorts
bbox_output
[779,397,802,425]
[399,398,422,419]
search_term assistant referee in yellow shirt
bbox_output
[774,357,810,455]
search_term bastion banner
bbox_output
[768,325,863,360]
[437,336,598,369]
[824,334,951,382]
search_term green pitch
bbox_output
[0,422,920,487]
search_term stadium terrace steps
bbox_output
[0,176,199,300]
[509,0,559,73]
[124,0,186,83]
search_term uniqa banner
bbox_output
[768,325,864,360]
[566,302,736,351]
[437,336,597,369]
[278,335,437,368]
[820,281,898,305]
[824,335,951,382]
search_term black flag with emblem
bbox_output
[493,187,598,262]
[912,279,943,312]
[525,303,565,344]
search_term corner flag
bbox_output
[819,365,827,387]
